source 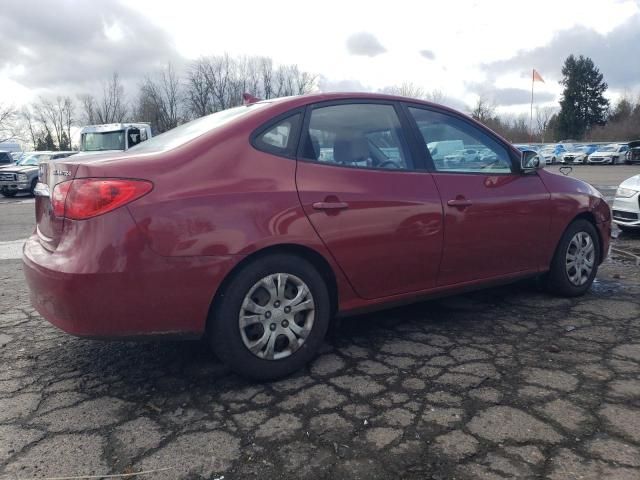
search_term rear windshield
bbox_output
[128,104,268,153]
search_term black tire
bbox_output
[30,178,38,196]
[208,254,331,381]
[546,219,600,297]
[1,189,17,198]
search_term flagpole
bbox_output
[530,69,534,143]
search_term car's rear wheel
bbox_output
[546,219,600,297]
[208,254,331,380]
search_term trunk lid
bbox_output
[36,160,81,250]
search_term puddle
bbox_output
[591,278,625,295]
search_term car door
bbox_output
[295,101,444,300]
[406,105,551,286]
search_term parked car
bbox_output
[10,152,25,164]
[0,151,77,197]
[560,146,589,164]
[539,147,559,165]
[612,174,640,231]
[23,93,611,380]
[444,148,481,167]
[625,140,640,164]
[587,144,629,165]
[0,151,13,166]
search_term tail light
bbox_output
[52,178,153,220]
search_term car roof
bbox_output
[262,91,449,111]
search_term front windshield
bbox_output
[81,131,126,151]
[18,154,49,166]
[128,103,268,153]
[598,146,615,152]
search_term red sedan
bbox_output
[23,93,611,380]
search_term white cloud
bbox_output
[0,0,638,114]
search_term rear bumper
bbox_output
[22,215,240,338]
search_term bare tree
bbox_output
[78,94,99,125]
[535,106,555,142]
[425,89,445,103]
[260,57,274,99]
[382,82,426,99]
[20,107,39,149]
[136,63,183,133]
[185,59,213,118]
[36,96,74,150]
[0,103,17,143]
[203,54,234,111]
[470,95,496,123]
[184,54,316,117]
[97,72,127,123]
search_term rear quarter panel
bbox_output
[119,123,360,310]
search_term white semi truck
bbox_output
[78,123,152,154]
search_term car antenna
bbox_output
[243,93,262,105]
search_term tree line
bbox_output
[0,53,635,151]
[2,54,317,151]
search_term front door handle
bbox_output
[312,201,349,210]
[447,199,472,208]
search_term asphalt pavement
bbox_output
[1,166,639,479]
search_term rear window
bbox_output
[128,103,269,153]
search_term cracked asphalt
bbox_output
[1,177,640,479]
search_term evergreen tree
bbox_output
[557,55,609,139]
[35,131,56,151]
[60,131,71,151]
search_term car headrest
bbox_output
[333,136,370,164]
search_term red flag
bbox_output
[532,69,545,83]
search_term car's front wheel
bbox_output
[208,253,331,380]
[545,219,600,297]
[1,188,17,198]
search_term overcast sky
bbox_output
[1,0,639,115]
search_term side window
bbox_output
[408,107,513,173]
[254,113,301,156]
[301,103,412,170]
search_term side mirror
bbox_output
[521,150,542,172]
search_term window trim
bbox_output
[249,108,305,159]
[295,99,420,173]
[400,102,521,175]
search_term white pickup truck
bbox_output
[78,123,152,154]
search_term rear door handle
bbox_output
[447,199,472,208]
[312,201,349,210]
